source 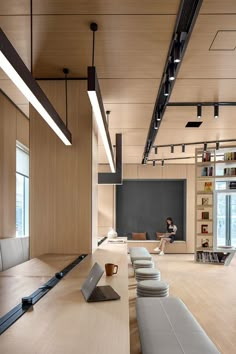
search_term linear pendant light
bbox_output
[87,66,115,172]
[0,28,72,145]
[87,23,115,173]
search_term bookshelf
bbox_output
[195,147,236,265]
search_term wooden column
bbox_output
[30,80,98,257]
[0,93,16,238]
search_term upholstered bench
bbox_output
[136,297,220,354]
[129,247,152,263]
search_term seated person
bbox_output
[154,217,177,255]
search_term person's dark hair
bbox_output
[166,217,174,227]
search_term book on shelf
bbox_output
[202,151,211,162]
[202,197,209,205]
[229,181,236,189]
[224,167,236,176]
[202,211,209,219]
[201,238,209,247]
[201,224,208,234]
[204,181,213,192]
[224,152,236,161]
[201,166,213,176]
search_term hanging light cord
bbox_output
[63,68,69,127]
[30,0,33,75]
[90,23,98,67]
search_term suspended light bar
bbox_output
[87,66,115,172]
[152,160,156,167]
[0,28,72,145]
[182,144,185,152]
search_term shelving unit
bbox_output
[195,147,236,265]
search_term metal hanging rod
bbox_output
[167,102,236,107]
[152,139,236,149]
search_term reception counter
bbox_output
[0,240,129,354]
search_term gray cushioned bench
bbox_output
[129,247,152,263]
[0,237,29,271]
[136,297,220,354]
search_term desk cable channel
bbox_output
[0,254,87,335]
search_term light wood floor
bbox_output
[129,253,236,354]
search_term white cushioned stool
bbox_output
[137,280,169,297]
[133,260,154,270]
[135,268,161,282]
[129,247,152,263]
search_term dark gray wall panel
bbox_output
[116,179,186,240]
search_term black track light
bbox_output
[168,63,175,81]
[152,160,156,167]
[203,142,207,151]
[171,145,174,153]
[154,120,158,130]
[173,42,181,63]
[214,104,219,119]
[197,105,202,119]
[156,110,161,121]
[161,160,164,166]
[164,81,170,96]
[182,144,185,153]
[155,147,158,155]
[216,141,220,150]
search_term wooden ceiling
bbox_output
[1,0,236,165]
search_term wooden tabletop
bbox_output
[0,240,129,354]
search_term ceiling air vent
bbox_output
[185,121,202,128]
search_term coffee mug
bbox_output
[105,263,118,276]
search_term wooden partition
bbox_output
[30,80,98,257]
[0,92,29,239]
[98,163,195,253]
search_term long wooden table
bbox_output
[0,241,129,354]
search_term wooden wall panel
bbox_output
[0,93,17,238]
[98,185,114,237]
[30,80,96,257]
[16,111,29,148]
[98,163,195,253]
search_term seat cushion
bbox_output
[132,232,146,240]
[136,297,220,354]
[0,238,24,270]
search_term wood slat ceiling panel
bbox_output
[101,79,158,104]
[103,104,153,129]
[200,0,236,14]
[0,16,31,74]
[0,1,30,15]
[32,15,175,78]
[33,0,180,15]
[171,79,236,102]
[177,14,236,79]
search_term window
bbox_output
[16,144,29,237]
